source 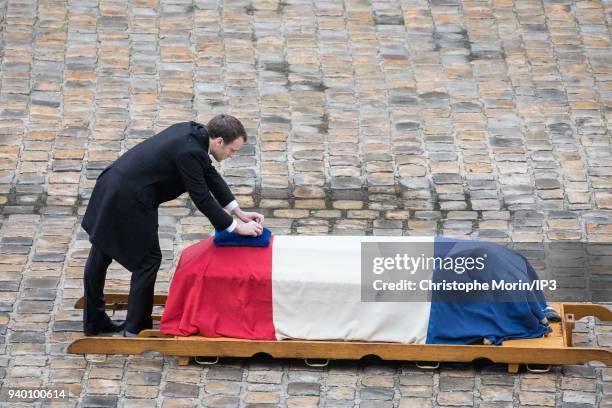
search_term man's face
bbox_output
[209,136,244,161]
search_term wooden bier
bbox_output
[68,295,612,373]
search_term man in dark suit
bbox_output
[81,115,264,336]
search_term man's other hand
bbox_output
[235,220,263,237]
[236,210,265,226]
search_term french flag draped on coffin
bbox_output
[160,232,554,345]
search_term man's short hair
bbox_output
[207,114,247,144]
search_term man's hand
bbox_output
[235,209,265,226]
[235,220,263,237]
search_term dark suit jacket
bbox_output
[82,121,235,271]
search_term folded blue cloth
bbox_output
[213,227,272,247]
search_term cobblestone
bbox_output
[0,0,611,405]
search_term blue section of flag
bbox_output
[425,237,551,345]
[213,227,272,247]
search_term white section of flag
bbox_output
[271,235,434,344]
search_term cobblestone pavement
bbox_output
[0,0,611,406]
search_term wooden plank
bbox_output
[563,303,612,322]
[501,322,564,349]
[560,304,573,348]
[66,302,612,369]
[139,330,172,338]
[507,363,519,374]
[74,294,167,309]
[67,336,612,367]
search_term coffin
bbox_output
[159,235,553,345]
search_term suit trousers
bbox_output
[83,239,162,334]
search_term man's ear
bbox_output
[208,137,222,148]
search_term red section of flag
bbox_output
[160,236,276,339]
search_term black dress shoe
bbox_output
[84,320,126,336]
